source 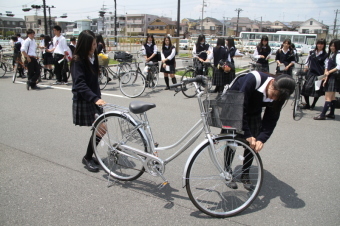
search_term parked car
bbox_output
[294,44,304,56]
[269,42,281,54]
[243,41,257,54]
[179,39,193,50]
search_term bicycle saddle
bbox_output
[129,101,156,114]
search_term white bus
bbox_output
[239,31,317,46]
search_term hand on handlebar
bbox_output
[95,99,106,106]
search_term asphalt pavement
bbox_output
[0,62,339,225]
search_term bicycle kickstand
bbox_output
[154,168,169,190]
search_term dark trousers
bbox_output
[54,54,67,82]
[27,57,40,86]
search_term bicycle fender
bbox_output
[182,138,209,188]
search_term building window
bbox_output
[310,21,313,25]
[148,18,150,21]
[20,22,23,25]
[302,29,309,34]
[210,26,215,30]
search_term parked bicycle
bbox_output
[91,75,263,218]
[98,60,132,90]
[292,61,307,120]
[0,50,14,77]
[181,51,213,98]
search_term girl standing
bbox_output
[43,35,54,79]
[301,39,327,110]
[71,30,106,172]
[253,35,272,72]
[160,36,177,90]
[208,38,230,93]
[96,34,106,54]
[142,34,158,63]
[226,37,243,82]
[275,39,295,76]
[192,34,212,75]
[314,39,340,120]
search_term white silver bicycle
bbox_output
[91,76,263,218]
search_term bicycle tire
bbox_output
[181,69,197,98]
[186,135,263,218]
[99,67,108,90]
[92,112,147,181]
[0,62,7,77]
[119,71,146,98]
[205,65,214,90]
[12,65,17,83]
[117,63,132,79]
[148,66,159,88]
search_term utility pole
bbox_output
[333,9,338,38]
[42,0,47,35]
[114,0,117,43]
[235,8,242,37]
[201,0,207,34]
[260,16,262,32]
[177,0,180,37]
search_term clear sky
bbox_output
[1,0,340,31]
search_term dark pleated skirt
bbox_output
[73,100,103,126]
[301,71,325,97]
[324,73,340,92]
[160,64,176,74]
[43,52,54,65]
[212,68,236,86]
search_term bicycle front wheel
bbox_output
[99,67,108,90]
[119,71,146,98]
[293,84,302,120]
[0,62,7,77]
[92,112,147,181]
[205,65,214,90]
[186,135,263,218]
[117,63,132,79]
[181,70,197,98]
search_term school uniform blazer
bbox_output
[71,59,101,103]
[229,72,283,143]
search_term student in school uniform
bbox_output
[160,36,176,90]
[226,37,243,82]
[69,36,77,55]
[206,38,230,93]
[20,29,40,90]
[11,36,25,78]
[42,35,54,79]
[253,35,272,72]
[301,39,327,110]
[313,39,340,120]
[96,34,106,54]
[51,25,69,85]
[192,34,212,75]
[142,34,159,86]
[275,39,295,76]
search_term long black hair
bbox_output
[328,39,340,59]
[72,30,98,74]
[162,36,172,49]
[258,35,269,49]
[282,38,293,53]
[216,38,225,48]
[314,39,326,53]
[145,34,155,45]
[96,34,106,53]
[196,34,206,49]
[271,74,296,111]
[226,37,235,49]
[44,35,52,48]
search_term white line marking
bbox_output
[15,81,128,98]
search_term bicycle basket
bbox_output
[114,51,133,62]
[98,53,110,66]
[203,91,244,132]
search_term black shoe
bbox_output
[92,156,100,165]
[313,115,326,120]
[301,105,310,109]
[241,173,255,191]
[226,179,238,189]
[325,114,335,119]
[31,86,40,90]
[82,157,99,172]
[26,81,30,90]
[164,86,170,90]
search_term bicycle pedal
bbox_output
[158,181,169,190]
[154,142,159,148]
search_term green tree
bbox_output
[6,31,15,37]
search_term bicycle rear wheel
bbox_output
[186,135,263,218]
[92,112,147,181]
[0,62,7,77]
[119,71,146,98]
[181,70,197,98]
[99,67,108,90]
[149,66,159,88]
